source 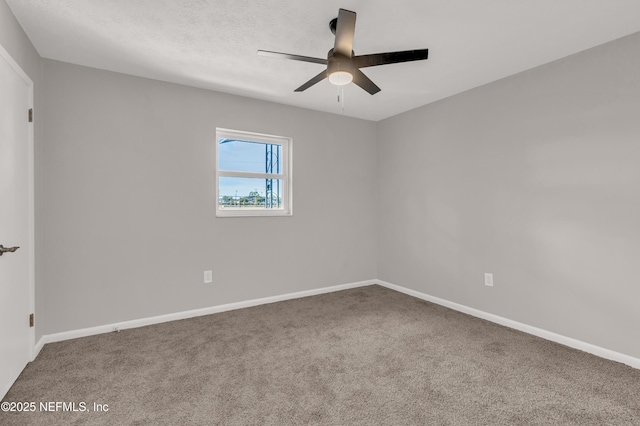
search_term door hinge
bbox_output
[28,108,33,123]
[29,313,34,327]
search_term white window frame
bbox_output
[216,128,292,217]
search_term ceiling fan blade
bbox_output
[257,50,327,65]
[334,9,356,57]
[294,70,328,92]
[352,69,380,95]
[353,49,429,68]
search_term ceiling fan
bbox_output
[257,8,429,95]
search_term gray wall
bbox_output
[0,1,38,78]
[377,32,640,359]
[41,59,378,334]
[0,0,44,341]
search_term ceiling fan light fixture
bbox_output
[257,8,428,95]
[328,70,353,86]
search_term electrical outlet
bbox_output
[204,270,213,284]
[484,273,493,287]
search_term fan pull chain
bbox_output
[337,86,345,114]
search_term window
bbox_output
[216,128,292,217]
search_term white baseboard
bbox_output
[33,278,640,370]
[375,280,640,370]
[36,279,376,348]
[33,336,45,360]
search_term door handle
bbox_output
[0,245,20,256]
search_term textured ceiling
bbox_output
[6,0,640,121]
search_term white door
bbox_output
[0,44,34,399]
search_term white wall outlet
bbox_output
[204,270,213,284]
[484,273,494,287]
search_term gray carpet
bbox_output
[2,285,639,425]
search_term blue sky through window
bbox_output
[218,139,280,197]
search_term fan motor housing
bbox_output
[327,49,355,76]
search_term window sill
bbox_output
[216,208,292,218]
